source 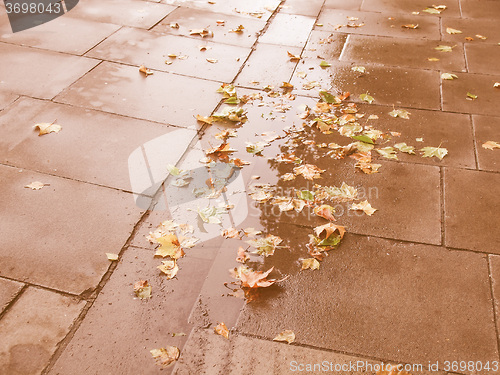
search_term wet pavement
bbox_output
[0,0,499,374]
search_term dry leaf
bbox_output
[24,181,46,190]
[351,200,377,216]
[287,51,301,61]
[446,27,462,34]
[169,22,179,29]
[134,280,152,299]
[139,65,153,76]
[441,73,458,80]
[230,25,244,33]
[233,266,279,289]
[301,258,320,270]
[190,28,213,38]
[482,141,500,150]
[206,58,218,63]
[236,246,249,263]
[215,322,229,338]
[494,82,500,88]
[222,227,240,239]
[246,234,283,257]
[420,146,448,160]
[314,204,336,221]
[106,253,119,261]
[293,164,325,180]
[158,260,179,279]
[150,346,180,368]
[402,24,418,29]
[243,228,262,237]
[314,223,346,239]
[273,330,295,344]
[155,234,184,259]
[195,114,214,124]
[34,122,62,136]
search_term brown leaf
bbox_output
[287,51,301,61]
[402,24,418,29]
[293,164,325,180]
[350,200,377,216]
[139,65,153,76]
[313,205,336,221]
[236,246,249,263]
[155,234,184,259]
[150,346,180,368]
[214,322,229,338]
[314,223,346,239]
[195,114,214,124]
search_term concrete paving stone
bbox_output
[0,15,120,55]
[174,328,444,375]
[0,164,147,295]
[234,43,301,88]
[465,43,500,75]
[361,0,461,17]
[444,168,500,253]
[441,17,500,45]
[259,13,316,48]
[442,72,500,116]
[461,0,500,20]
[0,97,197,193]
[152,6,266,48]
[317,9,441,40]
[324,0,363,11]
[54,61,222,126]
[161,0,280,21]
[341,35,466,72]
[0,278,23,315]
[64,0,177,28]
[49,246,212,375]
[86,27,251,82]
[237,233,498,367]
[0,287,84,375]
[291,61,441,110]
[0,92,17,111]
[279,0,324,17]
[302,30,348,61]
[473,115,500,172]
[0,43,98,99]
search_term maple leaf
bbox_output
[441,73,458,80]
[106,253,119,261]
[482,141,500,150]
[24,181,47,190]
[320,182,358,202]
[394,142,415,154]
[222,227,240,238]
[155,234,184,259]
[212,107,247,122]
[420,146,448,160]
[236,246,249,263]
[273,330,295,344]
[214,322,229,339]
[150,346,180,368]
[34,122,61,136]
[359,93,374,104]
[313,204,336,221]
[196,206,226,224]
[293,164,325,180]
[351,200,377,216]
[134,280,152,299]
[314,223,346,239]
[158,260,179,279]
[388,109,410,119]
[376,146,398,160]
[246,234,283,257]
[301,258,320,270]
[139,65,153,76]
[235,266,278,289]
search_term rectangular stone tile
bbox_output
[259,13,316,47]
[0,15,120,55]
[317,9,441,39]
[473,115,500,172]
[361,0,461,17]
[54,61,221,126]
[0,97,197,194]
[0,278,23,315]
[237,233,498,367]
[0,43,98,99]
[49,246,212,375]
[461,0,500,19]
[279,0,324,17]
[0,92,17,111]
[445,168,500,253]
[86,27,251,82]
[0,287,84,375]
[65,0,177,28]
[341,35,466,72]
[175,328,444,374]
[441,18,500,45]
[291,61,442,110]
[152,6,266,48]
[442,72,500,116]
[466,44,500,75]
[0,165,147,294]
[234,43,301,88]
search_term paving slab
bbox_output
[236,233,498,367]
[441,18,500,45]
[465,44,500,75]
[259,13,316,48]
[444,168,500,253]
[317,9,441,40]
[234,43,301,88]
[340,35,466,72]
[302,30,347,61]
[0,165,146,295]
[473,115,500,172]
[0,97,197,193]
[49,246,212,375]
[86,27,251,82]
[0,43,99,99]
[65,0,177,28]
[0,278,23,315]
[442,72,500,116]
[0,287,84,375]
[361,0,461,17]
[0,92,17,111]
[152,6,266,48]
[0,15,120,55]
[54,61,222,126]
[279,0,324,17]
[461,0,500,20]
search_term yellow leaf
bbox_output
[214,322,229,339]
[157,260,179,279]
[287,51,301,61]
[351,200,377,216]
[155,234,184,259]
[273,330,295,344]
[427,57,440,61]
[106,253,119,261]
[195,114,214,124]
[482,141,500,150]
[139,65,153,76]
[150,346,180,368]
[402,24,418,29]
[446,27,462,34]
[34,122,62,136]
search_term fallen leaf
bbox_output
[150,346,180,368]
[446,27,462,34]
[195,114,214,124]
[230,25,244,33]
[467,92,477,100]
[236,246,249,263]
[214,322,229,338]
[388,108,410,119]
[394,142,415,154]
[296,71,307,78]
[216,19,225,26]
[155,234,184,259]
[222,227,240,238]
[476,34,487,40]
[320,182,357,202]
[359,93,374,104]
[319,60,331,68]
[139,65,153,76]
[420,146,448,160]
[376,146,398,160]
[34,122,62,136]
[189,28,213,38]
[427,57,440,62]
[301,258,320,270]
[206,58,218,63]
[494,82,500,88]
[293,164,325,180]
[158,260,179,279]
[134,280,152,299]
[196,206,226,224]
[273,330,295,344]
[402,24,418,29]
[234,266,278,288]
[169,22,179,29]
[351,66,366,73]
[246,234,283,257]
[482,141,500,150]
[24,181,47,190]
[351,200,377,216]
[434,45,453,52]
[441,73,458,80]
[314,223,346,239]
[287,51,301,61]
[106,253,119,261]
[314,204,336,221]
[179,236,199,248]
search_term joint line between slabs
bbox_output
[486,256,500,362]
